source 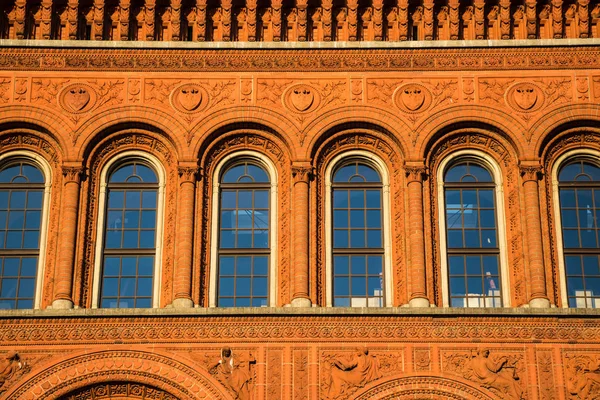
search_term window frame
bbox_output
[209,151,278,307]
[0,151,52,310]
[552,149,600,308]
[91,151,166,309]
[436,150,510,307]
[324,151,392,307]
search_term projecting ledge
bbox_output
[1,306,600,319]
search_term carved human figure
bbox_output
[469,349,524,400]
[214,347,255,400]
[0,352,22,392]
[326,347,382,399]
[567,356,600,399]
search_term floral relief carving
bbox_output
[62,383,178,400]
[294,349,309,400]
[366,79,403,105]
[443,349,525,400]
[350,79,363,103]
[576,77,590,101]
[145,79,183,105]
[31,78,70,106]
[257,80,293,105]
[565,353,600,399]
[14,78,28,102]
[241,79,253,104]
[414,348,431,371]
[0,78,11,103]
[267,350,282,399]
[321,348,383,400]
[463,78,475,102]
[536,351,556,400]
[479,78,514,105]
[128,79,141,103]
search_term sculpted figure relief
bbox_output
[566,354,600,399]
[0,351,23,394]
[326,347,382,399]
[467,349,524,400]
[211,347,256,400]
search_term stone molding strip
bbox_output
[0,315,599,344]
[0,47,599,72]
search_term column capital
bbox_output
[404,165,427,183]
[519,164,543,182]
[178,166,200,183]
[61,166,84,183]
[292,165,313,183]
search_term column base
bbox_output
[291,297,312,307]
[529,297,551,308]
[409,297,430,308]
[172,298,194,308]
[51,299,74,309]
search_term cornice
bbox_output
[0,46,599,72]
[0,313,599,344]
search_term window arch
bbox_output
[209,151,278,307]
[555,154,600,308]
[0,151,51,310]
[92,152,166,308]
[437,150,510,307]
[324,151,392,307]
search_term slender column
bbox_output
[144,0,156,41]
[474,0,485,38]
[52,166,84,309]
[499,0,510,39]
[297,0,308,41]
[423,0,434,39]
[405,165,430,307]
[119,0,130,40]
[525,0,537,38]
[291,165,312,307]
[196,0,207,41]
[93,0,105,40]
[520,165,551,308]
[552,0,563,38]
[172,166,198,308]
[398,0,408,39]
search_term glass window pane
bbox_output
[220,256,235,275]
[123,231,139,248]
[469,165,492,182]
[368,256,382,275]
[445,164,467,182]
[5,232,22,249]
[367,230,382,248]
[140,211,156,228]
[366,190,380,208]
[238,211,252,228]
[351,256,366,274]
[333,165,354,182]
[449,256,464,275]
[219,277,234,296]
[467,277,483,294]
[333,191,348,208]
[563,229,580,248]
[561,209,578,228]
[137,278,153,296]
[560,163,581,181]
[120,278,136,297]
[121,257,136,275]
[447,230,463,248]
[136,165,157,182]
[464,230,481,248]
[255,191,269,208]
[334,210,348,228]
[584,256,600,275]
[560,189,576,207]
[21,258,37,276]
[334,277,349,296]
[350,230,365,247]
[237,257,252,275]
[350,210,365,228]
[480,210,496,228]
[254,277,268,296]
[142,191,156,208]
[254,257,268,275]
[366,210,381,228]
[102,278,119,297]
[450,277,466,295]
[238,191,252,208]
[139,231,155,248]
[24,211,41,229]
[125,191,141,208]
[27,191,43,208]
[466,256,481,275]
[351,277,366,296]
[23,231,39,248]
[358,165,381,182]
[236,278,251,296]
[334,256,349,274]
[237,231,252,247]
[334,230,348,248]
[566,255,582,275]
[254,231,269,248]
[223,165,245,183]
[110,165,134,182]
[247,165,269,182]
[349,190,364,208]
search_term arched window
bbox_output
[0,161,45,309]
[558,159,600,308]
[443,161,502,307]
[217,161,270,307]
[99,161,158,308]
[331,161,384,307]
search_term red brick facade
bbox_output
[1,2,600,397]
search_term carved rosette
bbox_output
[283,83,321,113]
[58,83,97,113]
[393,83,432,113]
[505,81,544,113]
[170,83,209,113]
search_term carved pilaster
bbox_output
[322,0,333,40]
[221,0,232,40]
[578,0,590,38]
[196,0,207,40]
[424,0,434,39]
[448,0,459,39]
[41,0,53,39]
[93,0,105,40]
[119,0,130,40]
[525,0,537,38]
[474,0,485,39]
[398,0,408,40]
[144,0,156,41]
[499,0,510,38]
[171,0,182,40]
[272,0,282,40]
[247,0,257,41]
[12,0,26,39]
[297,0,308,41]
[373,0,383,40]
[67,0,78,40]
[552,0,563,38]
